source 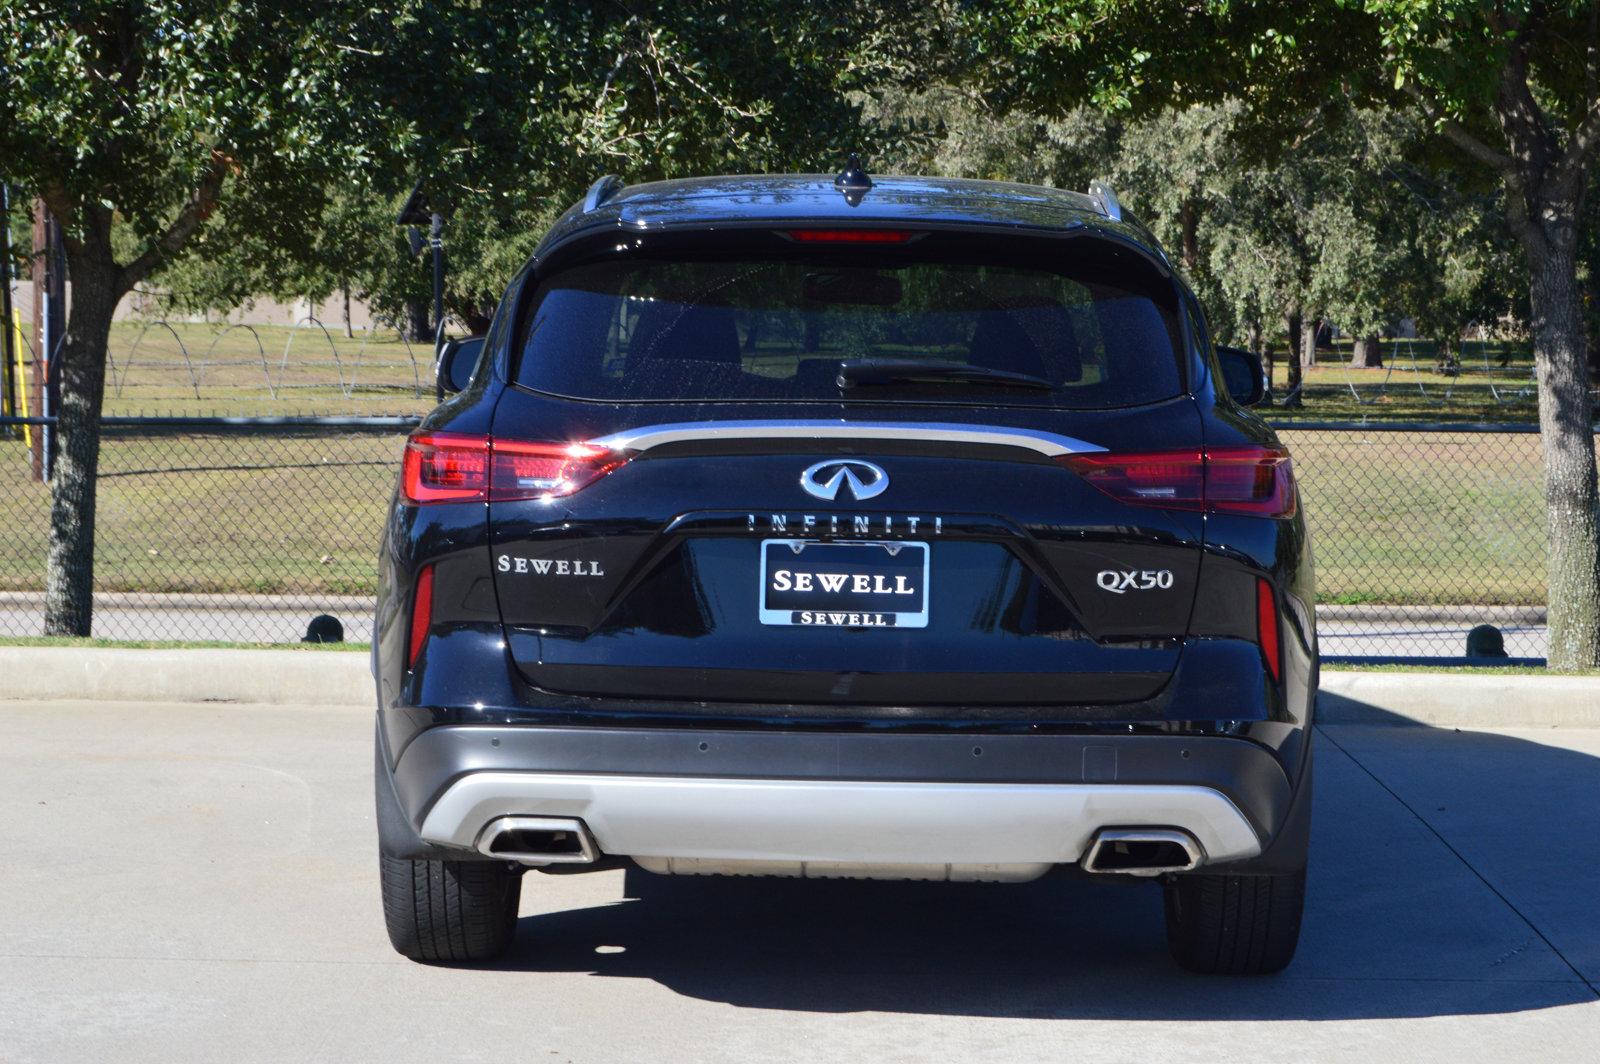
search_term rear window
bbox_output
[513,251,1183,407]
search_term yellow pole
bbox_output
[8,310,30,449]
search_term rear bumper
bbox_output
[383,724,1300,872]
[422,771,1261,867]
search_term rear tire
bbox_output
[1162,866,1306,975]
[380,853,521,963]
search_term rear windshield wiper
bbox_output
[837,359,1056,392]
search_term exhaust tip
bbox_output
[477,816,598,865]
[1082,828,1201,876]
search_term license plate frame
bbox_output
[758,539,930,628]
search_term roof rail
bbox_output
[582,175,625,213]
[1087,179,1123,222]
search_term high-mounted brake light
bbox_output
[1257,577,1282,683]
[783,229,918,244]
[1058,445,1296,518]
[401,433,626,504]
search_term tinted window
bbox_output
[514,255,1183,407]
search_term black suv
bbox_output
[373,166,1317,975]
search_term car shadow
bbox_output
[478,699,1600,1020]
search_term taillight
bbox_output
[1205,447,1297,517]
[401,433,625,503]
[1257,577,1281,683]
[1058,445,1296,518]
[1059,449,1205,509]
[408,564,434,668]
[490,440,625,500]
[402,433,488,502]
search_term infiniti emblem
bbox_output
[799,460,889,502]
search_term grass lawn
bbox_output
[0,323,1588,605]
[0,429,399,595]
[1262,338,1550,424]
[95,320,437,417]
[38,323,1574,424]
[0,426,1567,605]
[1279,428,1566,605]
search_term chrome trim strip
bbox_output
[420,774,1261,866]
[588,420,1106,458]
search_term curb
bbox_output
[1,647,372,707]
[1316,671,1600,728]
[1315,604,1545,625]
[4,647,1598,727]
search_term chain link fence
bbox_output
[1278,423,1576,661]
[0,417,409,643]
[0,416,1589,659]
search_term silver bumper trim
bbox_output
[587,420,1106,459]
[418,773,1262,867]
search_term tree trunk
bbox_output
[1523,233,1600,669]
[43,244,119,636]
[403,299,431,343]
[342,281,353,339]
[1299,317,1319,368]
[1282,311,1304,408]
[1351,334,1383,368]
[1247,320,1270,404]
[1178,197,1201,275]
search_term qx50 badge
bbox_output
[1097,569,1176,594]
[800,459,889,502]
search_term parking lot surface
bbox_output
[2,700,1597,1063]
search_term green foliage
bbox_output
[91,2,931,325]
[867,87,1520,356]
[0,1,384,282]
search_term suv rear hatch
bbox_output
[482,229,1206,712]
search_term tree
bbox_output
[143,3,921,338]
[0,1,908,635]
[0,1,391,635]
[985,1,1600,669]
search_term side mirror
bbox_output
[1215,345,1266,407]
[436,336,486,397]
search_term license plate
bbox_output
[758,539,929,628]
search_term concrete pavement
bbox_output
[2,699,1598,1062]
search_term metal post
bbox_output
[0,184,16,436]
[29,200,65,482]
[41,205,64,480]
[430,212,444,347]
[430,211,445,401]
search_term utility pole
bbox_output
[30,199,65,482]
